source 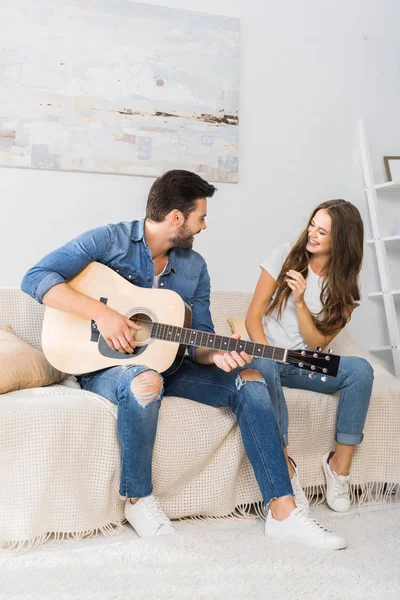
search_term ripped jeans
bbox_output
[79,357,293,503]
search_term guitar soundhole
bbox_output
[129,312,153,345]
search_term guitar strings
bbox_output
[126,318,330,373]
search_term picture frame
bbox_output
[0,2,239,182]
[383,156,400,182]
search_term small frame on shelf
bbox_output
[383,156,400,182]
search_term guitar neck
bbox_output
[150,321,340,378]
[151,322,286,361]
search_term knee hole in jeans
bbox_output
[240,369,264,381]
[130,370,163,405]
[236,369,265,391]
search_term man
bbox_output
[22,170,346,549]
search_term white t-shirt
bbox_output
[152,264,167,289]
[260,243,324,349]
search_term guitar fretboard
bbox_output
[151,322,286,361]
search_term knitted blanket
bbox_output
[1,290,399,551]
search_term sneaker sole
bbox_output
[265,530,347,551]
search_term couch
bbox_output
[1,288,399,551]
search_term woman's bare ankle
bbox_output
[270,495,296,521]
[329,453,351,477]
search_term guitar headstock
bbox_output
[287,346,340,380]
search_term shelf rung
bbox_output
[370,345,391,352]
[367,235,400,244]
[369,345,392,352]
[374,181,400,192]
[368,290,400,297]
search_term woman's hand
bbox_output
[286,270,306,307]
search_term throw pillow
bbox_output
[227,317,249,339]
[0,326,67,394]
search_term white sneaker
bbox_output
[124,495,176,538]
[322,452,351,513]
[265,507,347,550]
[288,457,309,512]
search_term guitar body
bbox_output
[42,262,191,375]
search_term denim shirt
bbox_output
[21,219,215,358]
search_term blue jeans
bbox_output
[79,358,293,503]
[79,365,162,499]
[249,356,374,447]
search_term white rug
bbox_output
[1,504,399,600]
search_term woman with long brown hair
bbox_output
[245,199,374,515]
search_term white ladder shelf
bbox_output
[359,118,400,377]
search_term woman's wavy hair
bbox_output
[265,199,364,335]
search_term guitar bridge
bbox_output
[90,297,108,342]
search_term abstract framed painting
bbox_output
[0,1,239,182]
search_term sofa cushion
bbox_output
[0,326,67,394]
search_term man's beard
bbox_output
[170,222,195,250]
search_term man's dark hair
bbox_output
[146,170,216,222]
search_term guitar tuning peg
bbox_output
[321,376,328,383]
[315,346,322,352]
[308,372,317,380]
[328,348,333,354]
[299,369,303,376]
[304,345,308,350]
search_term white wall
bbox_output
[1,0,400,371]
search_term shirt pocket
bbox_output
[109,263,140,283]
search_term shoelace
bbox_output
[331,472,350,499]
[296,509,331,533]
[289,458,308,506]
[291,474,309,507]
[292,477,307,498]
[143,496,171,526]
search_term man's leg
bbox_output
[164,358,293,506]
[247,357,310,511]
[164,358,348,549]
[249,357,289,447]
[79,365,175,537]
[80,365,162,498]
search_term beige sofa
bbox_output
[1,289,399,551]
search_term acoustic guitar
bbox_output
[42,262,340,379]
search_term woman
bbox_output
[245,199,374,513]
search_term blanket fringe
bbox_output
[180,482,400,526]
[2,483,399,552]
[0,521,124,555]
[304,482,400,506]
[179,501,267,525]
[305,481,400,507]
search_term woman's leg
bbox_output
[279,356,374,511]
[280,356,374,464]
